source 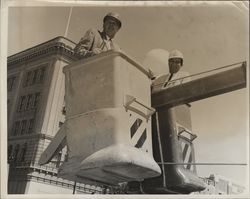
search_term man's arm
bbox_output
[151,74,168,93]
[74,29,96,58]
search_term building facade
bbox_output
[194,174,245,195]
[7,37,104,194]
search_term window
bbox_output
[25,94,33,110]
[13,144,20,162]
[13,121,20,136]
[27,119,34,134]
[7,77,16,91]
[56,151,62,168]
[24,71,32,87]
[23,65,47,87]
[32,69,39,84]
[18,96,26,112]
[7,99,10,116]
[17,93,42,111]
[39,67,46,83]
[19,143,27,162]
[33,93,41,109]
[20,120,27,135]
[8,145,13,161]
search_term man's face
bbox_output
[169,58,182,74]
[103,18,120,39]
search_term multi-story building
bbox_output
[194,174,245,195]
[7,36,104,194]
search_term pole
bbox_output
[64,7,73,37]
[73,181,77,194]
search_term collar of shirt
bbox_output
[105,34,111,41]
[100,31,111,41]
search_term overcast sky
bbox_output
[6,1,249,188]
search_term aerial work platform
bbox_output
[39,50,247,191]
[55,50,160,185]
[141,61,247,194]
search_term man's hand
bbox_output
[148,69,155,80]
[92,48,103,55]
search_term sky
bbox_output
[5,1,249,188]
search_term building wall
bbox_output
[7,37,85,194]
[8,56,59,163]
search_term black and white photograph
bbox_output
[0,0,249,198]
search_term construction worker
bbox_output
[74,12,122,58]
[151,49,190,93]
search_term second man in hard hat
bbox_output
[74,12,122,58]
[151,49,190,93]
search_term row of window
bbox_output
[7,65,47,92]
[12,118,34,136]
[7,76,16,91]
[8,143,27,162]
[23,66,47,87]
[17,92,41,112]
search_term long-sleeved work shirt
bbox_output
[74,28,120,58]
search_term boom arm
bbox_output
[152,62,246,108]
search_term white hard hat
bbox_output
[103,12,122,28]
[169,49,184,60]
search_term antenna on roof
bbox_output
[64,7,73,37]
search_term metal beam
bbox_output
[39,124,66,165]
[152,63,246,108]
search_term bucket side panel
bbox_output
[119,57,153,155]
[66,108,129,159]
[64,57,122,117]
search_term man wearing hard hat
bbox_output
[151,49,190,93]
[74,12,122,58]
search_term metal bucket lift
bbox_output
[40,50,161,186]
[140,61,246,194]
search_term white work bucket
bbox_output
[60,50,161,185]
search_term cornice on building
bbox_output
[7,36,78,66]
[8,133,54,141]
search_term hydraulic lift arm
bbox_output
[152,62,246,108]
